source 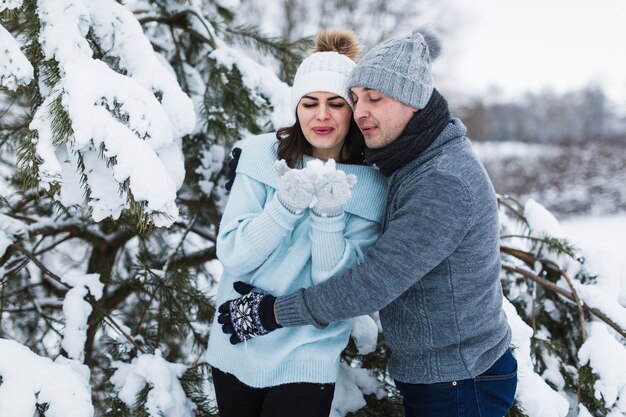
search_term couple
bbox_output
[206,29,517,417]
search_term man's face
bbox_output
[350,87,418,149]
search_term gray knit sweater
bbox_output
[275,118,512,384]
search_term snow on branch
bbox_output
[59,273,103,361]
[110,350,196,417]
[0,23,33,91]
[25,0,196,227]
[578,323,626,412]
[85,0,196,138]
[350,315,379,355]
[211,45,292,129]
[499,196,626,415]
[0,339,93,417]
[331,362,386,417]
[0,0,22,13]
[36,0,92,64]
[0,213,26,258]
[502,299,570,417]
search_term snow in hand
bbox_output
[275,158,357,214]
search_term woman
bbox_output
[205,30,388,417]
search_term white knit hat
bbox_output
[290,51,356,116]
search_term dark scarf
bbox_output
[364,89,450,176]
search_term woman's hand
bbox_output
[275,160,317,213]
[312,160,357,217]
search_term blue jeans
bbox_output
[395,350,517,417]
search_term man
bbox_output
[218,30,517,417]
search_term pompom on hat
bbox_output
[290,30,360,115]
[347,29,442,110]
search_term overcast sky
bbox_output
[436,0,626,107]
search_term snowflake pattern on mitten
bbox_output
[229,290,271,341]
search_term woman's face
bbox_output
[296,92,352,161]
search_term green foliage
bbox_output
[219,22,312,82]
[0,7,20,21]
[506,403,529,417]
[578,365,609,417]
[498,195,623,414]
[203,59,269,142]
[180,364,220,416]
[15,130,41,190]
[48,94,73,147]
[341,334,405,417]
[534,236,578,259]
[101,397,132,417]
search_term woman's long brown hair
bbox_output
[276,116,366,168]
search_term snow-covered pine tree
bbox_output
[1,0,307,416]
[498,196,626,417]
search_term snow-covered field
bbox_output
[474,140,626,217]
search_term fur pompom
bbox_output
[414,29,442,61]
[311,29,361,61]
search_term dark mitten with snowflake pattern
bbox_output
[224,147,242,192]
[217,281,281,344]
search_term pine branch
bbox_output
[26,220,109,246]
[25,284,64,339]
[32,233,75,256]
[539,258,587,341]
[15,130,40,190]
[501,245,535,268]
[172,222,216,242]
[180,363,219,416]
[219,23,310,81]
[7,243,145,352]
[497,194,528,225]
[163,214,197,272]
[138,9,216,48]
[221,23,309,61]
[169,246,217,268]
[502,264,626,338]
[501,235,579,259]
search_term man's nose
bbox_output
[353,102,369,120]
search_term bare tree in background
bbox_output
[237,0,456,48]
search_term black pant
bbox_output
[211,367,335,417]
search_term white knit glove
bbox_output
[275,160,317,213]
[312,160,357,217]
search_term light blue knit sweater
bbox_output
[205,133,388,388]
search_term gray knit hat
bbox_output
[347,30,441,109]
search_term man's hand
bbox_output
[218,281,282,344]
